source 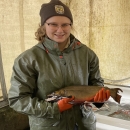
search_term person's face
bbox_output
[45,16,72,44]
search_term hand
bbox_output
[69,88,110,103]
[58,96,75,112]
[94,88,110,102]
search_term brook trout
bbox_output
[47,86,123,104]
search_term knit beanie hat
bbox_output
[40,0,73,26]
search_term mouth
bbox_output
[54,34,65,38]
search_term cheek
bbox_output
[45,27,52,35]
[46,30,53,37]
[66,31,71,37]
[66,29,71,34]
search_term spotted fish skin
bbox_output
[52,86,123,104]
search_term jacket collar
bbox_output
[36,34,83,55]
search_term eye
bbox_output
[50,23,58,27]
[62,23,71,28]
[62,24,69,27]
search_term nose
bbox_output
[56,26,64,32]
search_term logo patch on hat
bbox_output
[55,5,64,14]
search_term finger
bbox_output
[98,89,103,102]
[69,96,75,101]
[102,88,106,101]
[94,92,99,102]
[106,90,110,100]
[71,96,75,100]
[66,96,75,103]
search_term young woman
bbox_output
[8,0,110,130]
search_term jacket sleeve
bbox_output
[88,50,104,86]
[87,50,105,108]
[8,57,60,119]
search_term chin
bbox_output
[54,39,66,44]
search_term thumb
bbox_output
[65,96,75,103]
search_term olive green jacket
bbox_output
[8,34,104,130]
